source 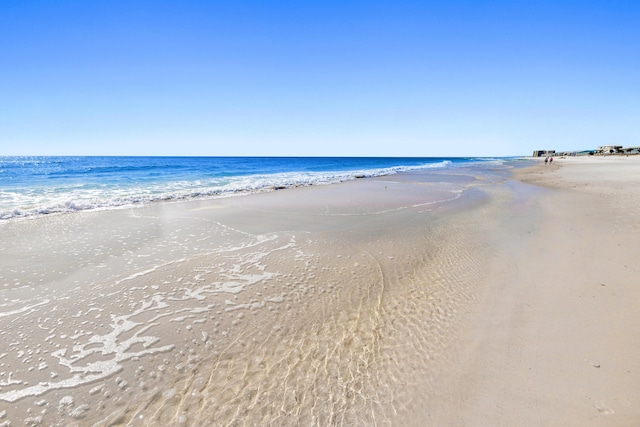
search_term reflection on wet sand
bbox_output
[0,172,503,426]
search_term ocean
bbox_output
[0,156,505,221]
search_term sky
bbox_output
[1,0,638,157]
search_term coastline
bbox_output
[0,156,463,222]
[0,156,638,425]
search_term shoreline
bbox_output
[0,156,463,222]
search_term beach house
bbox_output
[533,150,556,157]
[596,145,623,154]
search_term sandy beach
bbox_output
[0,157,638,426]
[446,156,640,426]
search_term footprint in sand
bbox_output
[594,401,614,414]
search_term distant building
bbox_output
[543,145,638,157]
[533,150,555,157]
[596,145,623,154]
[621,146,640,154]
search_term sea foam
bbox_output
[0,157,458,220]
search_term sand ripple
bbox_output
[0,175,497,426]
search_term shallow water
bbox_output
[0,167,514,425]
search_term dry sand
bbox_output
[0,157,638,426]
[445,156,640,426]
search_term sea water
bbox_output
[0,156,504,220]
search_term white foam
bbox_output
[0,296,174,403]
[114,259,185,285]
[0,160,457,221]
[0,300,50,318]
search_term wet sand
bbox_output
[0,168,506,426]
[1,158,638,426]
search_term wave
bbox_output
[0,161,454,221]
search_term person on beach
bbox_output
[549,157,553,163]
[545,157,549,164]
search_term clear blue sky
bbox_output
[1,0,638,156]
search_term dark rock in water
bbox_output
[355,175,365,179]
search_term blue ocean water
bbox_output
[0,156,502,220]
